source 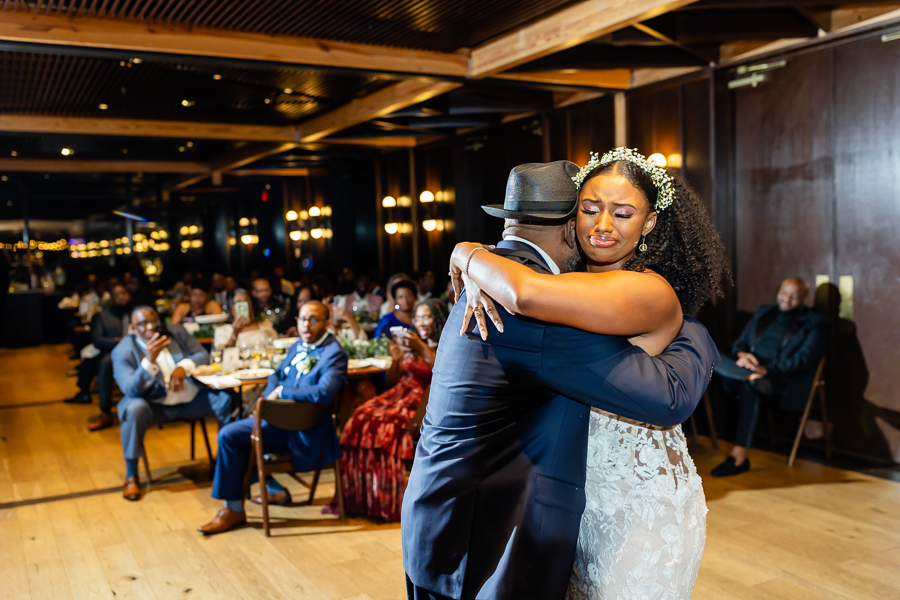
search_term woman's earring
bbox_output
[639,235,648,252]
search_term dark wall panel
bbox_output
[628,87,681,161]
[682,79,713,215]
[833,35,900,460]
[732,50,835,313]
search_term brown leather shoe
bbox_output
[197,508,247,535]
[249,488,292,506]
[122,476,141,501]
[89,412,113,431]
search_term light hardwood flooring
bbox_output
[2,344,900,600]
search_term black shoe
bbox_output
[64,392,92,404]
[711,456,750,477]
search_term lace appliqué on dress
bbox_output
[567,411,707,600]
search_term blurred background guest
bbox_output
[210,272,231,311]
[338,298,447,520]
[280,284,321,335]
[373,278,417,340]
[711,277,830,477]
[68,284,133,433]
[169,272,193,303]
[417,270,435,300]
[251,277,289,330]
[378,272,411,318]
[273,265,295,297]
[213,288,277,350]
[171,278,223,324]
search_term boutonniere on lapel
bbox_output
[299,355,318,376]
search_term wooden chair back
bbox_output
[787,357,829,467]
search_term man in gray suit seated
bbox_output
[111,306,234,501]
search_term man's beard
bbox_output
[562,252,587,273]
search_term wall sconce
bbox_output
[666,153,683,169]
[289,230,302,241]
[382,196,397,208]
[419,190,434,203]
[398,196,412,207]
[384,222,399,235]
[239,217,250,227]
[285,210,298,221]
[299,210,309,220]
[240,234,255,245]
[229,237,236,245]
[311,228,323,239]
[422,219,445,232]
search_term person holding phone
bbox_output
[111,306,234,501]
[212,288,277,351]
[337,298,448,521]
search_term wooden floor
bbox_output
[2,345,899,600]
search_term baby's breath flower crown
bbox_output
[571,147,676,212]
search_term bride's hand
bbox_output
[459,271,504,340]
[449,242,488,302]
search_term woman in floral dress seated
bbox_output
[339,298,448,521]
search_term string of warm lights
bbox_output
[381,189,453,235]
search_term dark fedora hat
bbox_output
[482,160,580,222]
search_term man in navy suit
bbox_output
[198,300,348,535]
[402,161,719,600]
[111,306,234,501]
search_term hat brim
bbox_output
[482,203,577,223]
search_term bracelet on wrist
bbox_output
[465,246,490,278]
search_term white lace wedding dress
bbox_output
[566,408,707,600]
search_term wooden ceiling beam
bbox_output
[0,11,469,77]
[0,114,296,142]
[167,142,295,191]
[495,69,631,89]
[0,158,207,173]
[469,0,700,78]
[294,79,460,143]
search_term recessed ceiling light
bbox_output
[181,99,194,107]
[98,103,108,110]
[186,141,193,148]
[178,146,185,152]
[44,174,50,179]
[61,148,73,156]
[10,151,17,157]
[122,148,128,154]
[131,57,142,64]
[264,98,271,104]
[213,74,222,80]
[283,88,293,94]
[1,176,7,182]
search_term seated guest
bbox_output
[171,278,224,324]
[373,278,417,340]
[198,301,348,535]
[417,270,435,300]
[339,298,446,521]
[67,284,132,420]
[273,265,295,297]
[112,307,234,501]
[210,273,231,311]
[349,273,384,316]
[711,277,830,477]
[251,277,289,330]
[213,288,277,350]
[278,284,321,336]
[378,272,411,318]
[327,300,368,342]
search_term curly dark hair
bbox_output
[582,160,731,315]
[414,298,449,343]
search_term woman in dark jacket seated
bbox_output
[338,298,448,521]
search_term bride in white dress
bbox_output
[453,148,728,599]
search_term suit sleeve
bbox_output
[541,317,719,428]
[280,348,348,405]
[112,345,165,399]
[91,313,119,352]
[766,317,830,376]
[170,325,209,373]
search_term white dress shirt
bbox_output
[136,337,200,405]
[503,235,561,275]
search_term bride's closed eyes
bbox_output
[580,201,637,218]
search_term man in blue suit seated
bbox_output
[198,300,348,535]
[111,306,235,501]
[402,161,719,600]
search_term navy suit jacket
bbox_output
[111,324,209,401]
[401,240,719,600]
[263,333,348,472]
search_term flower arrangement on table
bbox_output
[338,336,390,360]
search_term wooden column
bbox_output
[409,149,419,272]
[614,92,627,147]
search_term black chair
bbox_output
[688,391,719,452]
[141,418,214,484]
[246,398,345,536]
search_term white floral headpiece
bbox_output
[571,147,676,212]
